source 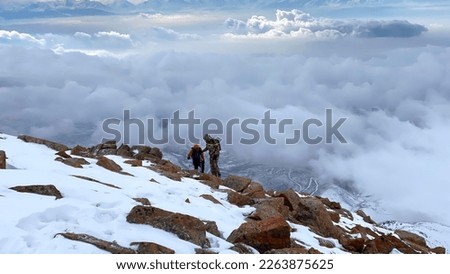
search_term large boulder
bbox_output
[222,175,252,192]
[242,181,266,198]
[291,196,344,239]
[227,216,291,253]
[127,205,210,248]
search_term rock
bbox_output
[71,145,93,158]
[96,156,122,173]
[253,197,290,218]
[339,236,366,253]
[18,135,69,152]
[102,140,117,149]
[291,196,344,239]
[130,145,152,155]
[57,232,135,254]
[242,182,266,199]
[97,149,117,156]
[196,173,222,189]
[431,247,446,254]
[133,146,163,162]
[133,198,151,206]
[222,175,252,192]
[55,150,71,159]
[200,194,222,205]
[395,230,427,247]
[275,189,303,211]
[124,159,143,167]
[127,205,210,248]
[55,157,90,168]
[356,209,376,224]
[204,220,221,237]
[230,243,258,254]
[264,247,309,254]
[349,225,379,240]
[319,197,342,209]
[195,248,218,254]
[71,175,121,189]
[130,242,175,254]
[0,150,6,169]
[249,203,285,221]
[227,191,253,207]
[227,216,291,253]
[363,235,416,254]
[117,144,133,158]
[316,238,336,249]
[10,184,63,199]
[149,160,185,181]
[149,147,163,160]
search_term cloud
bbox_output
[0,29,45,46]
[151,27,201,41]
[0,10,449,227]
[225,9,428,39]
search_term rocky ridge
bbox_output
[0,134,445,254]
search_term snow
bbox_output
[1,132,449,254]
[0,133,250,254]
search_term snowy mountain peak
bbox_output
[0,133,447,254]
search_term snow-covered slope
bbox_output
[0,133,447,254]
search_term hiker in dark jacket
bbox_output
[187,144,204,173]
[202,134,221,177]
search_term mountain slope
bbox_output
[0,133,447,254]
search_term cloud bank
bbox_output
[225,9,428,38]
[0,9,449,226]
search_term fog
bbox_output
[1,7,450,225]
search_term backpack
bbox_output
[213,137,221,151]
[190,147,203,162]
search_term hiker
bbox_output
[187,144,204,173]
[202,134,221,177]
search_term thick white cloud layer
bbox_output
[1,9,449,226]
[225,9,428,38]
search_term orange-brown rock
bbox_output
[227,190,253,207]
[227,216,291,253]
[10,184,63,199]
[200,194,222,205]
[55,157,90,168]
[291,196,344,239]
[96,156,122,173]
[242,181,266,198]
[127,205,210,248]
[223,175,252,192]
[124,159,143,167]
[275,189,303,211]
[249,203,285,221]
[57,232,135,254]
[253,197,290,218]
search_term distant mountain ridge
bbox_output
[0,0,422,19]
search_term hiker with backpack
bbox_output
[202,134,221,177]
[187,144,205,173]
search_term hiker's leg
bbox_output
[211,159,220,177]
